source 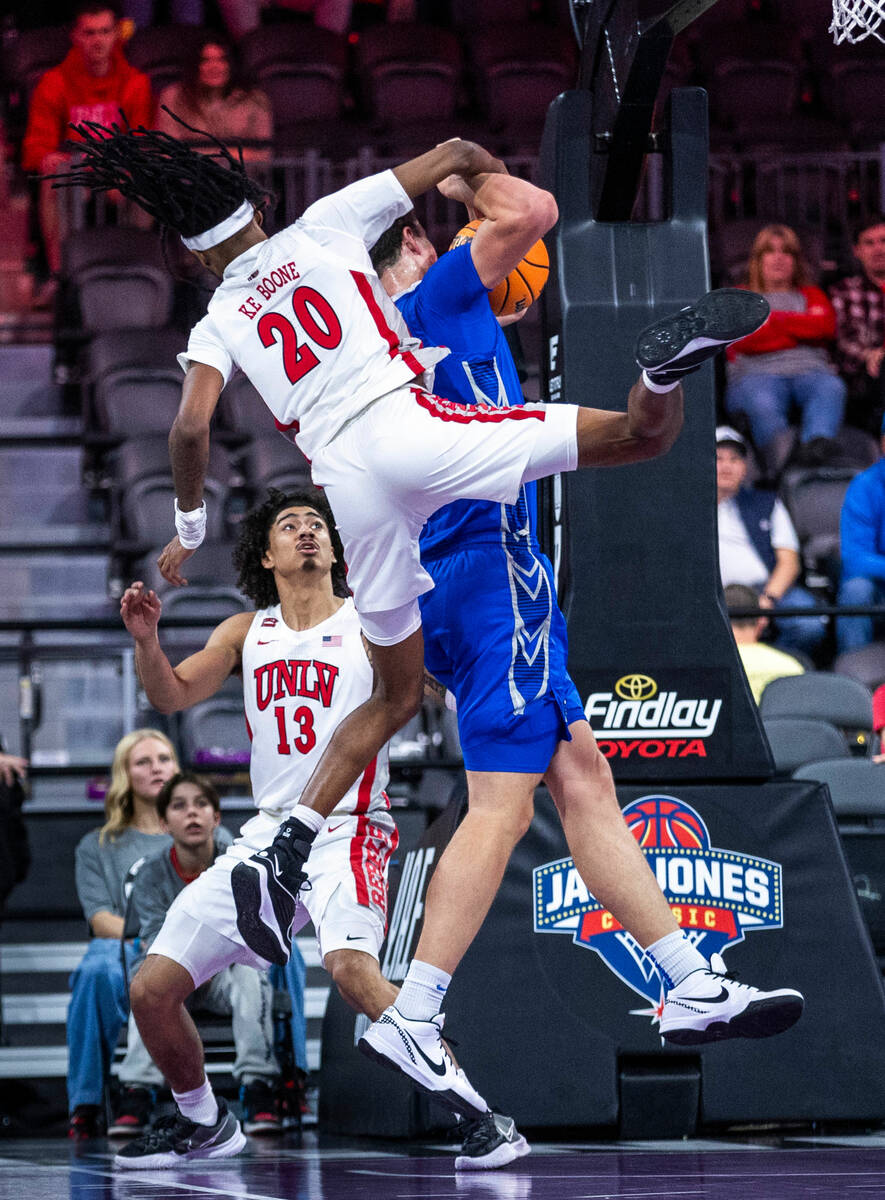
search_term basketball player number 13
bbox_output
[275,705,317,755]
[258,286,342,384]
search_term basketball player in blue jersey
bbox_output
[360,169,805,1113]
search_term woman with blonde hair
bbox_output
[725,223,846,475]
[68,729,178,1139]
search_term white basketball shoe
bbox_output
[659,952,804,1045]
[358,1005,489,1118]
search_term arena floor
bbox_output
[1,1130,884,1200]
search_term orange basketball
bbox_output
[449,219,549,318]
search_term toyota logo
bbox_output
[614,673,658,700]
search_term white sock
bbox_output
[641,368,681,393]
[645,931,708,992]
[173,1078,218,1126]
[396,959,452,1021]
[289,804,325,835]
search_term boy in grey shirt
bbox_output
[109,773,278,1138]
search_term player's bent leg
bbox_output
[128,954,202,1094]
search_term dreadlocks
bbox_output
[233,487,349,609]
[43,109,271,240]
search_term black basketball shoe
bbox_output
[230,816,316,965]
[113,1097,246,1169]
[455,1110,531,1170]
[636,288,770,386]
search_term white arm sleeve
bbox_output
[176,314,235,385]
[300,170,413,250]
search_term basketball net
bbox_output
[830,0,885,43]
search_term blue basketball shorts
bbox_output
[419,544,587,773]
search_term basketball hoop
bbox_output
[830,0,885,43]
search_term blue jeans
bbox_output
[837,576,885,653]
[270,941,308,1074]
[67,938,135,1112]
[773,585,827,655]
[726,371,846,449]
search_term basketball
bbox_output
[449,219,549,318]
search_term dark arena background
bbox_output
[1,0,885,1197]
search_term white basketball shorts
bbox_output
[149,808,399,983]
[310,385,579,617]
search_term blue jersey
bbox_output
[394,243,584,771]
[397,244,540,561]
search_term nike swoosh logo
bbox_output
[257,640,277,645]
[327,822,346,833]
[697,986,731,1004]
[400,1027,448,1077]
[346,934,365,941]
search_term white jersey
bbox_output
[179,170,448,461]
[242,598,390,819]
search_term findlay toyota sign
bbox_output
[533,794,785,1027]
[584,670,729,768]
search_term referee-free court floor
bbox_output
[1,1130,885,1200]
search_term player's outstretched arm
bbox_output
[392,139,505,204]
[159,363,225,586]
[121,583,251,713]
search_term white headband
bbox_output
[181,200,254,251]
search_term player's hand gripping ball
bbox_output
[449,219,549,318]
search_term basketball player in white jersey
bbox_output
[115,487,525,1170]
[50,123,772,1107]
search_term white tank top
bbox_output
[242,598,390,818]
[179,171,447,462]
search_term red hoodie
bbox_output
[726,285,837,361]
[22,45,153,172]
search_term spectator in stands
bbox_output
[21,1,154,284]
[724,224,846,479]
[717,425,826,656]
[109,773,278,1139]
[725,583,805,704]
[68,729,178,1139]
[156,35,272,163]
[837,415,885,653]
[0,744,30,928]
[829,214,885,438]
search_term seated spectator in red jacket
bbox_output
[829,214,885,438]
[724,224,846,477]
[21,1,154,280]
[157,35,272,164]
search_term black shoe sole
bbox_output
[357,1035,486,1120]
[636,288,770,370]
[230,861,292,966]
[662,994,804,1046]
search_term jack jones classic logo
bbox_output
[533,794,784,1025]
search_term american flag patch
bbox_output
[261,617,278,628]
[322,635,342,646]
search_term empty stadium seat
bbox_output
[241,433,313,495]
[779,466,858,585]
[85,329,184,438]
[108,435,234,550]
[218,373,276,438]
[467,23,576,149]
[61,229,174,334]
[3,24,70,101]
[180,695,250,767]
[834,643,885,692]
[760,672,873,755]
[762,715,849,776]
[356,23,461,138]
